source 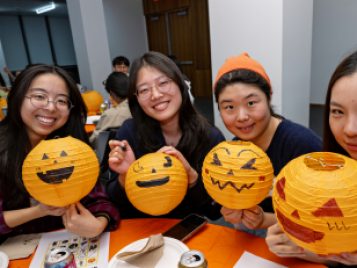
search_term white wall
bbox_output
[67,0,112,96]
[209,0,283,139]
[103,0,148,65]
[282,0,313,124]
[310,0,357,104]
[208,0,313,138]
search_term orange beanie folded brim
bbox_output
[213,52,271,92]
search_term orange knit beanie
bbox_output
[213,52,271,92]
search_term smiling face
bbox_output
[329,73,357,160]
[125,152,188,216]
[273,152,357,254]
[218,83,273,148]
[136,66,182,126]
[202,141,274,209]
[21,73,70,147]
[22,137,99,207]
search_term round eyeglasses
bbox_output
[135,79,173,100]
[25,94,73,111]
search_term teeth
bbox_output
[37,116,55,124]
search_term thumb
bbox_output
[75,202,88,214]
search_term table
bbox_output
[9,218,327,268]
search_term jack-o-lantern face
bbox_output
[202,141,274,209]
[22,137,99,207]
[36,150,74,184]
[273,152,357,254]
[125,152,188,216]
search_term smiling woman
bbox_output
[106,51,226,220]
[0,64,119,242]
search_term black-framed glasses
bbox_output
[25,94,73,111]
[135,79,173,100]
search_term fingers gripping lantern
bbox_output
[272,152,357,254]
[202,141,274,209]
[125,152,188,216]
[22,136,99,207]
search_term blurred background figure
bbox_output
[90,72,131,144]
[112,55,130,75]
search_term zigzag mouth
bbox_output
[210,176,254,193]
[136,176,169,188]
[37,166,74,184]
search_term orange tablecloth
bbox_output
[9,218,327,268]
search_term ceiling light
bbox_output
[35,2,56,14]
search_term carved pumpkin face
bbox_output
[273,152,357,254]
[125,152,188,216]
[202,141,274,209]
[22,137,99,207]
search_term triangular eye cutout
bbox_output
[163,156,172,167]
[42,153,49,160]
[60,151,68,157]
[211,153,222,166]
[276,177,286,201]
[312,198,344,217]
[241,158,257,170]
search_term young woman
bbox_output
[106,51,225,219]
[266,50,357,266]
[213,52,322,233]
[0,65,120,242]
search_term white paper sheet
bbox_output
[30,230,109,268]
[234,251,288,268]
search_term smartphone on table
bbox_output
[162,213,208,241]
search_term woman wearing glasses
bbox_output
[106,51,225,219]
[0,65,119,241]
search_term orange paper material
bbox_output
[273,152,357,254]
[202,141,274,209]
[22,136,99,207]
[82,90,103,115]
[125,153,188,216]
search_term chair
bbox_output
[94,128,118,183]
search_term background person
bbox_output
[90,72,132,145]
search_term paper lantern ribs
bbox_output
[22,136,99,207]
[202,141,274,209]
[273,152,357,254]
[125,152,188,216]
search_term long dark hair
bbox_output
[128,51,211,170]
[0,64,88,210]
[214,69,279,117]
[323,51,357,155]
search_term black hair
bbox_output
[0,64,88,210]
[214,69,278,117]
[112,56,130,67]
[128,51,212,170]
[105,72,129,100]
[323,50,357,155]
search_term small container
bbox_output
[44,248,76,268]
[178,250,207,268]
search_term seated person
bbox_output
[90,72,132,145]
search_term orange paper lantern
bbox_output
[81,90,103,115]
[272,152,357,254]
[202,141,274,209]
[22,136,99,207]
[125,152,188,216]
